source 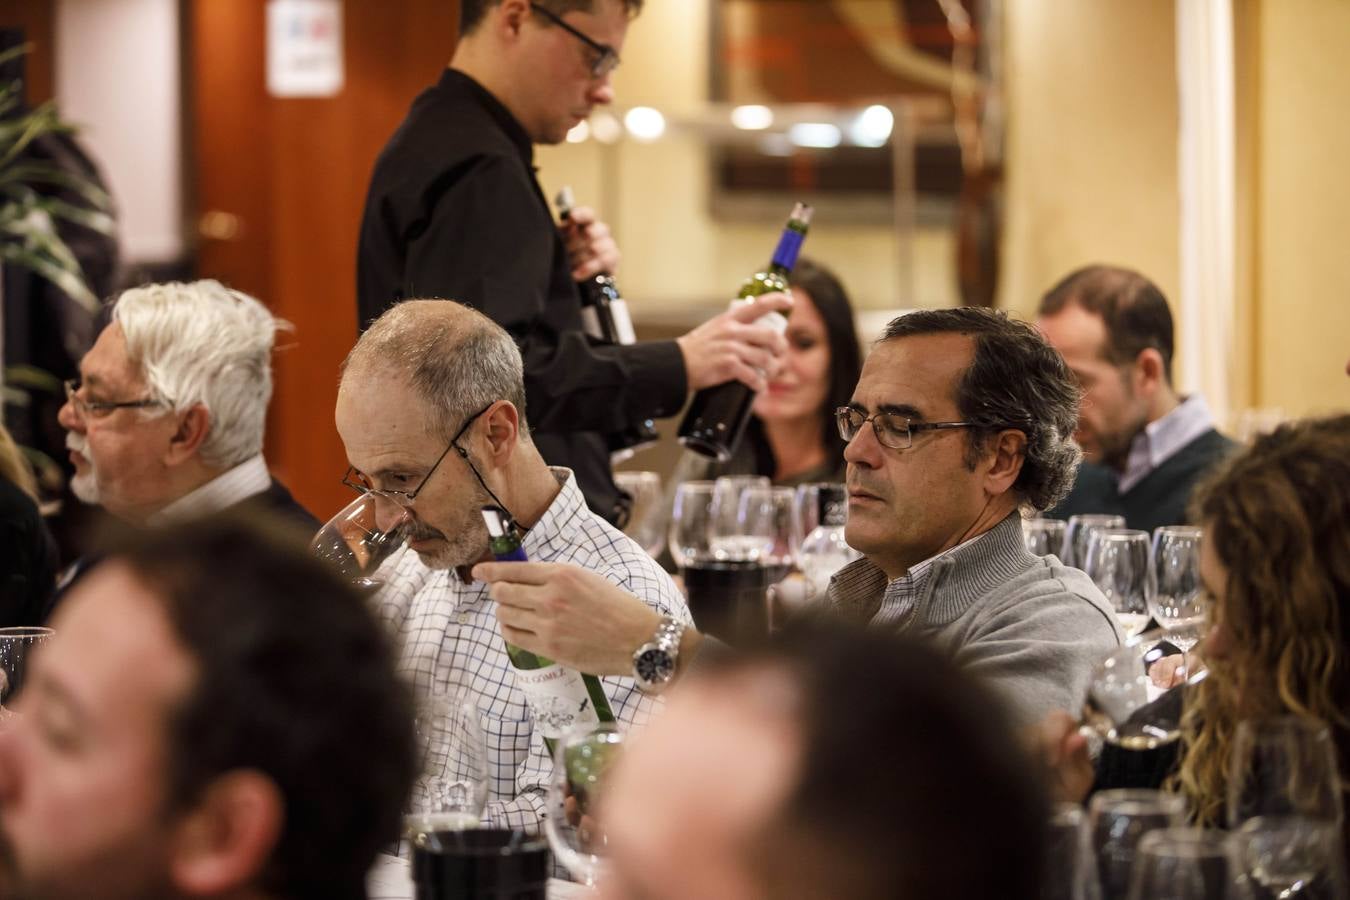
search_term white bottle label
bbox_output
[730,298,788,336]
[512,662,601,739]
[608,298,638,344]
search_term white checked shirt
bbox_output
[373,468,690,832]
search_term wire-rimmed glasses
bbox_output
[62,378,162,419]
[834,405,973,450]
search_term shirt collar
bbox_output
[148,454,271,526]
[1118,394,1217,493]
[439,68,535,168]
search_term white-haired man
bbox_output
[336,299,689,832]
[55,281,316,597]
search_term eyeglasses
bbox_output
[530,2,621,78]
[835,406,974,451]
[343,404,494,509]
[63,378,163,420]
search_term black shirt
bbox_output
[356,69,687,523]
[0,479,57,626]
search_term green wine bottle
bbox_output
[481,507,616,753]
[677,202,813,461]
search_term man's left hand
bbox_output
[560,206,620,281]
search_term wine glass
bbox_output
[792,483,858,599]
[404,691,490,849]
[1065,514,1127,568]
[1089,789,1188,900]
[1046,802,1103,900]
[614,470,665,558]
[1127,828,1247,900]
[545,722,625,886]
[1148,527,1205,651]
[1025,516,1069,558]
[709,476,773,562]
[311,492,407,589]
[1083,626,1207,751]
[668,481,716,568]
[1083,529,1154,638]
[0,627,54,720]
[1228,717,1344,827]
[1237,816,1340,899]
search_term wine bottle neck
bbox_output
[769,225,807,273]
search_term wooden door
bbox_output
[186,0,459,522]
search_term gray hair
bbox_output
[880,308,1082,512]
[113,280,285,469]
[342,300,529,439]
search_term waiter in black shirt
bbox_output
[357,0,790,524]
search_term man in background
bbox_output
[1037,265,1237,531]
[55,280,317,599]
[0,515,417,900]
[357,0,790,523]
[602,625,1048,900]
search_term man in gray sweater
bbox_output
[477,308,1122,726]
[829,307,1122,726]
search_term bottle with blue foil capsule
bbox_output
[481,507,615,752]
[677,202,813,461]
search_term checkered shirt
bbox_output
[374,468,690,832]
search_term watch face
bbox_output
[635,648,674,684]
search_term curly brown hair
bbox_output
[1171,414,1350,837]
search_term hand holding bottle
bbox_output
[559,204,620,281]
[473,560,674,677]
[675,292,793,393]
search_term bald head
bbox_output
[344,300,529,439]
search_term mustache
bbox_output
[65,432,87,454]
[400,521,445,543]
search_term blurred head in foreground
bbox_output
[1178,414,1350,831]
[601,624,1048,900]
[0,514,417,900]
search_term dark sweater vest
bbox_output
[1048,429,1239,534]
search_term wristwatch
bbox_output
[632,616,684,695]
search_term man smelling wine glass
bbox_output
[334,300,689,834]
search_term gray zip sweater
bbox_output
[826,512,1125,728]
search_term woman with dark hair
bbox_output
[1040,413,1350,860]
[0,422,58,624]
[713,257,863,485]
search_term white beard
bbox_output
[65,432,101,505]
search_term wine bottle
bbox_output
[554,186,660,462]
[480,507,616,753]
[677,202,813,461]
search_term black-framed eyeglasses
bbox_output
[63,378,163,420]
[835,406,974,451]
[343,404,495,510]
[530,2,621,78]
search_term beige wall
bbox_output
[1248,0,1350,417]
[998,0,1180,320]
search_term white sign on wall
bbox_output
[266,0,344,98]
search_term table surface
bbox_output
[368,852,596,899]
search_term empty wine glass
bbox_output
[792,483,858,599]
[1083,626,1207,751]
[1083,529,1154,638]
[1089,789,1188,900]
[545,722,625,886]
[312,492,407,589]
[668,481,716,568]
[1228,717,1344,828]
[761,486,797,583]
[0,627,53,720]
[1025,517,1069,558]
[1127,828,1247,900]
[1066,514,1127,568]
[1238,816,1339,899]
[404,691,490,849]
[709,476,774,562]
[1149,527,1205,651]
[1047,802,1103,900]
[615,470,664,558]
